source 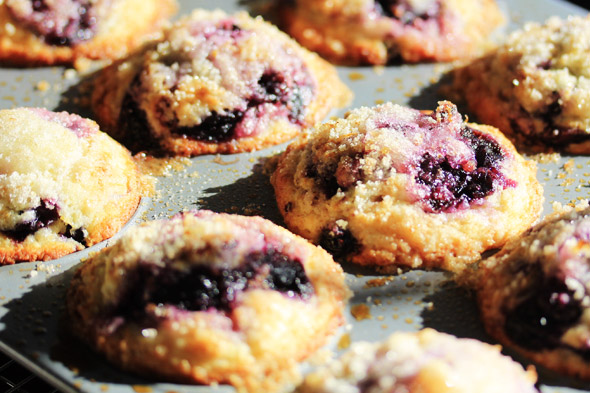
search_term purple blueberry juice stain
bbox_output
[7,0,102,46]
[111,249,313,321]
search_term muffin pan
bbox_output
[1,0,590,392]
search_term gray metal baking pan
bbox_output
[1,0,590,392]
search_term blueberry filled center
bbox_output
[120,18,315,146]
[114,249,314,319]
[415,126,509,212]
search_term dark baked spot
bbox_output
[334,154,364,190]
[64,225,87,245]
[3,199,59,242]
[319,221,359,260]
[416,126,509,212]
[257,71,288,103]
[305,154,380,199]
[504,266,584,353]
[306,162,340,198]
[117,80,164,154]
[375,0,440,24]
[7,0,100,46]
[112,249,313,319]
[509,92,590,149]
[284,202,293,212]
[538,59,553,70]
[252,70,309,124]
[539,92,563,126]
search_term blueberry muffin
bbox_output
[66,210,350,393]
[451,15,590,154]
[0,0,177,66]
[470,202,590,379]
[280,0,504,65]
[298,328,538,393]
[270,101,543,272]
[92,9,352,156]
[0,108,146,265]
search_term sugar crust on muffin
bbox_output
[92,9,352,156]
[66,210,350,393]
[271,101,543,272]
[0,108,146,264]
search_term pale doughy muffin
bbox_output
[470,202,590,379]
[0,108,145,265]
[0,0,177,66]
[451,15,590,153]
[270,101,543,272]
[298,328,538,393]
[66,210,350,393]
[280,0,504,65]
[92,9,352,156]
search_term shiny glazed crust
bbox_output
[451,15,590,153]
[0,0,177,66]
[298,328,538,393]
[281,0,504,65]
[66,210,350,393]
[0,108,144,265]
[270,102,543,273]
[471,203,590,379]
[91,9,352,156]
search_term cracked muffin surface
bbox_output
[92,9,352,156]
[0,0,177,65]
[270,101,543,272]
[469,202,590,380]
[66,210,350,393]
[0,108,146,265]
[280,0,504,65]
[451,15,590,153]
